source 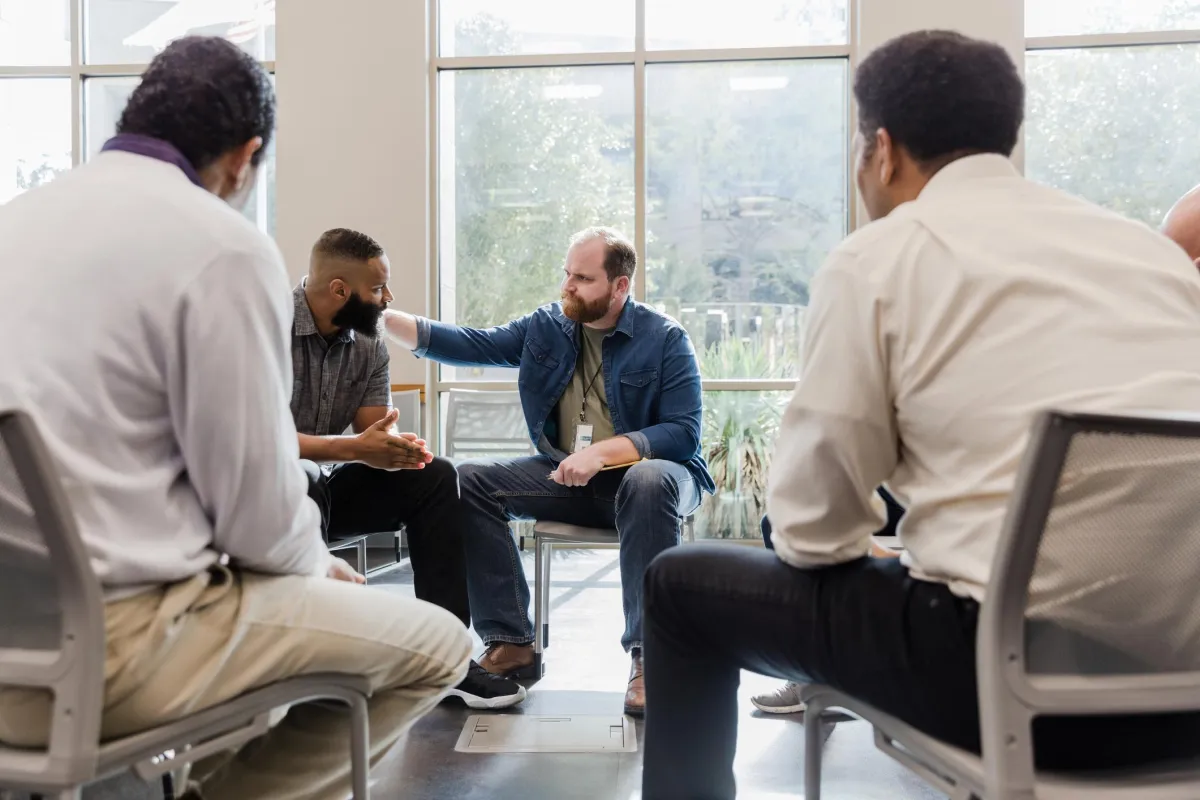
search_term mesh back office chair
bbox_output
[0,409,373,799]
[444,390,534,462]
[326,390,424,577]
[802,410,1200,800]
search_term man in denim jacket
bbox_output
[384,227,713,714]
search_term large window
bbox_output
[0,0,276,235]
[433,0,852,539]
[1025,0,1200,226]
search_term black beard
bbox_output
[332,293,385,337]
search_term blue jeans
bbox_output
[457,455,702,652]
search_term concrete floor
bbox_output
[363,547,944,800]
[24,547,947,799]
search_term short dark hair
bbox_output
[117,36,275,171]
[854,30,1023,167]
[313,228,386,262]
[569,227,637,282]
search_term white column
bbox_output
[852,0,1026,227]
[275,0,431,384]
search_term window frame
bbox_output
[1024,15,1200,231]
[0,0,275,233]
[426,0,860,450]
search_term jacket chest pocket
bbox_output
[619,369,658,390]
[524,338,560,370]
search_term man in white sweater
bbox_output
[641,30,1200,799]
[0,37,469,799]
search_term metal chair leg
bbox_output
[804,697,826,800]
[540,541,553,650]
[349,692,371,798]
[534,535,545,657]
[355,537,368,577]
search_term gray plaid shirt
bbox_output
[290,282,392,436]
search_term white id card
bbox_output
[572,423,594,454]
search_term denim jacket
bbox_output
[415,298,715,493]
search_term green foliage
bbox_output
[449,17,634,329]
[697,338,791,539]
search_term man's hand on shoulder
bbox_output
[350,409,433,470]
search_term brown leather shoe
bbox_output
[623,652,645,717]
[479,642,538,679]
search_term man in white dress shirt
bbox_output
[641,30,1200,799]
[0,37,470,799]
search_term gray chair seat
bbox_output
[803,684,1200,800]
[532,521,619,545]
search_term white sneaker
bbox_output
[751,681,806,714]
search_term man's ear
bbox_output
[615,275,631,297]
[232,136,263,188]
[876,128,895,187]
[329,278,348,299]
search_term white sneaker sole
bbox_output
[751,698,806,714]
[446,684,528,710]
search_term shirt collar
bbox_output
[100,134,205,188]
[292,280,356,342]
[917,153,1020,202]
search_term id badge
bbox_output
[573,423,594,454]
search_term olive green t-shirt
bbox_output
[557,325,616,452]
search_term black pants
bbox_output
[303,458,471,627]
[642,548,1200,800]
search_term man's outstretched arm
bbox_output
[383,309,532,369]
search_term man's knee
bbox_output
[616,460,676,507]
[397,606,472,692]
[455,458,504,499]
[422,456,459,494]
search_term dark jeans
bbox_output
[457,455,701,652]
[303,458,470,627]
[642,547,1200,800]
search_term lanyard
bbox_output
[579,362,604,423]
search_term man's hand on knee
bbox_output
[327,556,367,584]
[549,449,607,487]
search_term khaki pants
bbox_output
[0,567,472,799]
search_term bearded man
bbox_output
[295,227,527,710]
[382,226,712,715]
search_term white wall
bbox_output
[854,0,1026,224]
[275,0,430,384]
[857,0,1023,60]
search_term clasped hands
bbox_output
[353,408,433,471]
